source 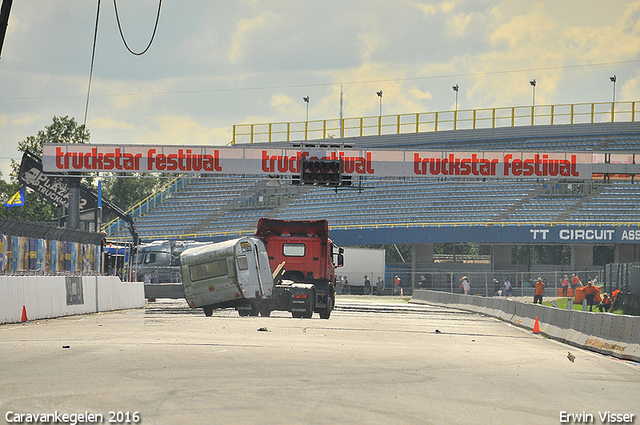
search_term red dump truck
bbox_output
[181,218,343,319]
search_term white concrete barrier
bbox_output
[0,275,144,324]
[411,289,640,362]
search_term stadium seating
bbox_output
[109,122,640,241]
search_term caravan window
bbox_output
[236,255,249,271]
[189,259,228,282]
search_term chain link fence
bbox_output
[382,267,606,298]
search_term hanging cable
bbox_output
[113,0,162,56]
[83,0,101,141]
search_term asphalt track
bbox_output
[1,297,638,425]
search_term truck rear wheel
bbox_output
[203,306,214,317]
[319,295,333,319]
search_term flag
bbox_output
[5,187,25,209]
[97,180,102,209]
[97,180,103,224]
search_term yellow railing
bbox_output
[232,101,638,145]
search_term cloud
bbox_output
[270,94,298,117]
[563,1,640,63]
[89,117,136,132]
[489,3,555,50]
[137,116,232,146]
[407,86,433,101]
[11,114,41,127]
[440,0,463,14]
[448,12,476,37]
[227,13,271,64]
[414,3,437,16]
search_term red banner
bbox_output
[42,144,593,180]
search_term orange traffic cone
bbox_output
[20,305,28,323]
[533,316,540,334]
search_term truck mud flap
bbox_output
[290,286,315,318]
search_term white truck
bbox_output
[336,247,386,294]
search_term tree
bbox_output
[17,115,88,156]
[11,115,88,182]
[101,174,161,212]
[3,116,89,223]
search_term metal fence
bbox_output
[603,263,640,295]
[382,267,605,298]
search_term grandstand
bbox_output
[106,119,640,243]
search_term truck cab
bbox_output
[256,218,343,319]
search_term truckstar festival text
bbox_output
[44,145,590,179]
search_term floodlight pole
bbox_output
[610,75,617,103]
[530,79,536,126]
[452,84,459,112]
[303,96,309,122]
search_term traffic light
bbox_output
[301,159,342,186]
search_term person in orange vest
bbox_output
[610,288,624,312]
[533,277,545,304]
[583,280,599,311]
[570,273,580,294]
[597,293,612,312]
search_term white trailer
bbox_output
[336,247,385,294]
[181,237,274,316]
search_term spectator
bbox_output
[144,272,151,284]
[394,275,402,295]
[493,279,500,296]
[376,276,384,295]
[597,293,612,312]
[504,279,512,297]
[364,275,371,295]
[571,274,580,293]
[610,288,624,312]
[561,274,569,297]
[459,276,470,295]
[416,276,427,289]
[533,277,545,304]
[583,280,598,312]
[343,277,350,295]
[152,269,159,284]
[337,275,343,294]
[417,275,427,290]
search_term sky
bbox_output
[1,0,640,177]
